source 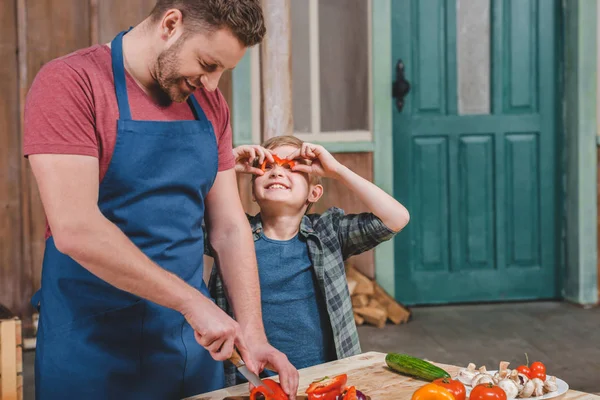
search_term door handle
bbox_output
[392,59,411,112]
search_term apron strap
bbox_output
[111,28,209,123]
[187,93,209,122]
[111,30,132,120]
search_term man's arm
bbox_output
[204,169,299,398]
[203,169,265,340]
[28,153,247,361]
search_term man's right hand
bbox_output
[181,293,255,368]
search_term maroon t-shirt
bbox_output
[23,44,235,239]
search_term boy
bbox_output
[207,135,409,386]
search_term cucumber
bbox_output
[385,353,451,381]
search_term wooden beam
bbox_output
[260,0,293,140]
[564,0,598,306]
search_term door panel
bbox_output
[392,0,558,304]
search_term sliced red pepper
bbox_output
[342,386,357,400]
[260,154,296,171]
[249,379,287,400]
[305,374,347,400]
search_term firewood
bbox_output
[353,313,364,326]
[347,279,358,296]
[368,298,382,310]
[354,307,387,329]
[351,294,370,308]
[345,265,374,295]
[373,283,411,324]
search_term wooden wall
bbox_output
[0,0,233,327]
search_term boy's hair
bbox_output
[149,0,266,47]
[260,136,322,186]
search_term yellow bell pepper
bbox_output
[411,383,456,400]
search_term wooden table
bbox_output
[186,351,600,400]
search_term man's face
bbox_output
[154,27,246,102]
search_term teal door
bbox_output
[392,0,559,305]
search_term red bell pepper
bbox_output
[305,374,348,400]
[249,379,288,400]
[260,154,296,172]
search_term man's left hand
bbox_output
[246,338,299,399]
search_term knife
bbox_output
[229,348,274,394]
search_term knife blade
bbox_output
[228,348,274,394]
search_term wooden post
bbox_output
[261,0,294,140]
[0,318,23,400]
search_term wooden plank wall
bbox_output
[0,0,234,328]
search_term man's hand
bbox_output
[286,142,342,179]
[246,338,299,400]
[233,145,275,175]
[180,293,255,369]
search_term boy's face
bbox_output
[252,145,322,212]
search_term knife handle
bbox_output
[229,348,277,371]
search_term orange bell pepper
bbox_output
[411,383,456,400]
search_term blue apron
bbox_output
[32,30,224,399]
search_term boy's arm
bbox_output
[332,163,410,232]
[289,143,410,259]
[289,143,410,232]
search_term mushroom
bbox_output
[509,370,527,392]
[494,361,512,384]
[544,376,558,393]
[497,379,520,399]
[472,372,494,386]
[457,363,478,385]
[531,378,545,397]
[519,380,535,398]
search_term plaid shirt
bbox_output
[206,207,396,386]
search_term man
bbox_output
[23,1,298,398]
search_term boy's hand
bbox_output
[233,145,275,175]
[287,142,342,179]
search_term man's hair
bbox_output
[149,0,266,47]
[260,135,322,186]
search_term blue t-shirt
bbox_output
[255,232,336,373]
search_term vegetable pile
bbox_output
[457,360,558,398]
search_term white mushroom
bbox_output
[509,370,527,391]
[472,373,494,386]
[531,378,545,397]
[457,363,478,385]
[497,379,520,399]
[544,376,558,393]
[519,380,535,398]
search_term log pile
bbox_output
[346,265,411,328]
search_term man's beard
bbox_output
[153,38,193,104]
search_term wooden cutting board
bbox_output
[186,351,600,400]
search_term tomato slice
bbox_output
[306,374,348,394]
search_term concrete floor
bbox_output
[21,301,600,398]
